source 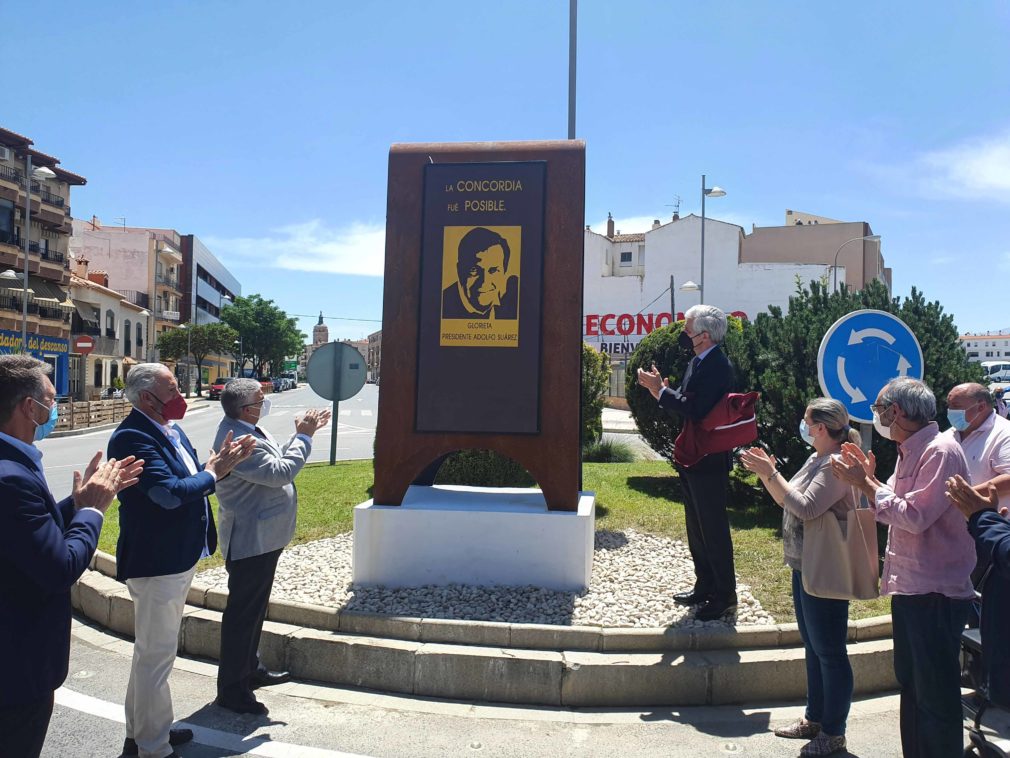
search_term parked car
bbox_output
[208,376,235,400]
[281,372,298,388]
[271,377,286,393]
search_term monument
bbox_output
[354,140,594,591]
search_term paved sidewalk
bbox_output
[51,617,909,757]
[602,407,637,433]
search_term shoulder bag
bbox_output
[801,503,879,600]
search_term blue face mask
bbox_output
[799,419,816,446]
[947,408,971,432]
[32,398,59,441]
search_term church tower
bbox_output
[313,311,328,346]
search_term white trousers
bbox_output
[124,566,196,758]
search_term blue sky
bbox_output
[5,1,1009,339]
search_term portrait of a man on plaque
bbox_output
[439,225,522,348]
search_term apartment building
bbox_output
[180,234,241,382]
[69,219,186,361]
[0,126,83,395]
[68,257,151,399]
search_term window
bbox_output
[136,322,143,349]
[619,251,633,267]
[638,244,645,266]
[94,359,103,388]
[124,319,132,357]
[105,309,115,338]
[0,198,13,244]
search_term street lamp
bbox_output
[15,158,58,352]
[832,235,882,294]
[669,276,700,323]
[699,174,726,303]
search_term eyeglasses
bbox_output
[869,403,891,413]
[241,401,265,408]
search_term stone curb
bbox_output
[76,555,898,706]
[88,550,894,653]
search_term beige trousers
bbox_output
[124,565,196,758]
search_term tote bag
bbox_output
[801,506,879,601]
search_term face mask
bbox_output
[799,419,816,446]
[31,398,59,442]
[151,391,187,421]
[873,410,893,440]
[678,330,695,350]
[946,408,971,432]
[257,397,271,418]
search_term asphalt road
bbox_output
[38,383,379,500]
[51,618,911,758]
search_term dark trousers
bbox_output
[217,548,282,703]
[0,692,55,758]
[676,454,736,601]
[891,593,971,758]
[792,570,853,736]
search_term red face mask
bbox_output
[151,391,187,421]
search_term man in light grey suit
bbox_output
[212,379,330,714]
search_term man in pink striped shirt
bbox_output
[832,377,975,758]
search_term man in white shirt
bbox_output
[109,364,254,758]
[945,383,1010,497]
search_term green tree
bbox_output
[625,316,749,463]
[157,322,239,395]
[581,342,611,446]
[220,295,305,378]
[735,278,984,479]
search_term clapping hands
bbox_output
[205,430,256,479]
[295,408,331,437]
[73,452,145,513]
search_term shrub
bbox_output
[582,439,635,463]
[433,449,535,487]
[582,342,611,445]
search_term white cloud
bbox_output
[205,219,385,276]
[916,131,1010,201]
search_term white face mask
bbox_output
[258,397,271,418]
[873,410,893,440]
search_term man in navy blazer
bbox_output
[109,363,253,758]
[637,304,738,622]
[0,354,142,758]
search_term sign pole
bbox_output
[329,341,342,466]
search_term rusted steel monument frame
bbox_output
[373,140,586,512]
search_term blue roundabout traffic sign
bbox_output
[817,309,924,424]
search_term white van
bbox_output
[982,361,1010,385]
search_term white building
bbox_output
[583,213,836,359]
[960,333,1010,363]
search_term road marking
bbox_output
[361,410,373,417]
[54,687,372,757]
[340,410,351,416]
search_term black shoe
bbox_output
[251,668,291,688]
[673,590,712,606]
[122,728,194,755]
[215,696,269,715]
[695,598,738,622]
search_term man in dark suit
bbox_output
[637,304,738,621]
[0,354,142,758]
[109,363,253,758]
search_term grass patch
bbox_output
[582,439,636,463]
[97,459,892,621]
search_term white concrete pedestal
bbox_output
[352,485,595,591]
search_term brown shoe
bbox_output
[800,732,846,756]
[773,717,821,739]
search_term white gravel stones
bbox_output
[196,528,775,628]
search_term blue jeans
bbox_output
[891,593,971,758]
[792,570,853,736]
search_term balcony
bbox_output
[93,335,119,355]
[155,272,181,291]
[0,294,34,315]
[156,308,181,322]
[36,304,70,323]
[39,187,66,208]
[0,165,20,185]
[40,247,65,265]
[122,290,150,309]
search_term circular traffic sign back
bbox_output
[307,342,367,401]
[817,309,924,424]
